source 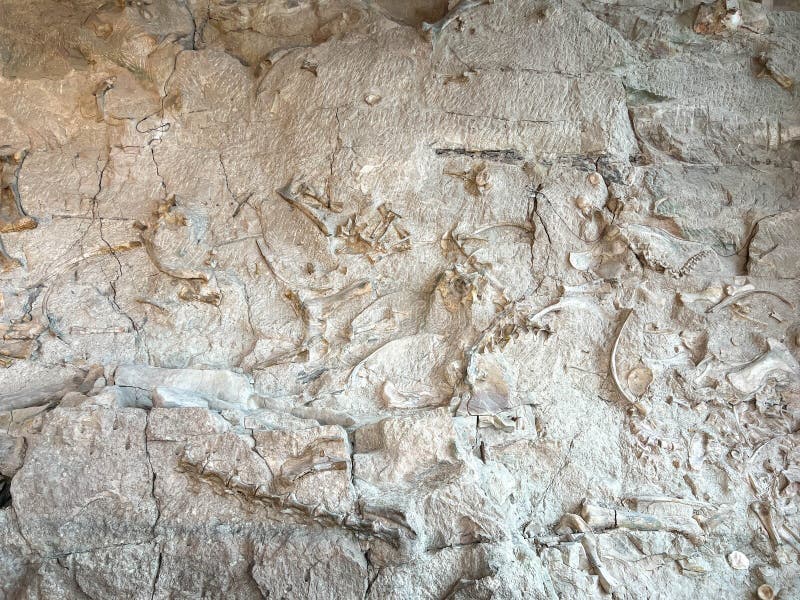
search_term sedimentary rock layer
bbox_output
[1,0,799,598]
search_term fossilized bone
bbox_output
[465,295,602,356]
[581,502,704,542]
[444,161,491,196]
[140,197,212,282]
[381,380,443,409]
[0,237,21,272]
[477,413,517,432]
[694,0,742,34]
[0,320,46,366]
[277,177,339,236]
[610,310,650,415]
[629,418,679,453]
[441,578,485,600]
[750,501,800,554]
[754,54,794,90]
[299,279,373,360]
[557,513,620,594]
[0,365,104,411]
[337,204,411,262]
[0,149,33,270]
[469,222,534,237]
[436,265,485,313]
[255,238,299,290]
[688,431,708,471]
[257,235,373,361]
[727,338,800,396]
[0,149,36,234]
[678,285,726,306]
[707,288,793,314]
[347,334,432,386]
[619,223,719,277]
[38,240,143,334]
[527,295,599,328]
[751,501,782,548]
[422,0,493,36]
[274,437,349,493]
[627,366,653,397]
[560,280,613,296]
[459,351,514,416]
[623,495,717,510]
[179,452,415,545]
[442,228,508,300]
[68,326,130,335]
[177,281,221,306]
[304,279,373,319]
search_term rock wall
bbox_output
[1,0,799,598]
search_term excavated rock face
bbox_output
[1,0,799,597]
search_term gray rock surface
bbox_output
[1,0,799,598]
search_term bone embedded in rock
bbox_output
[1,0,800,597]
[727,339,800,396]
[113,365,255,406]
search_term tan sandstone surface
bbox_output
[1,0,799,598]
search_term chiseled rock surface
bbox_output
[1,0,800,598]
[12,407,158,555]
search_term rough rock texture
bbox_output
[1,0,799,598]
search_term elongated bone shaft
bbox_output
[0,365,103,411]
[750,501,781,548]
[582,502,704,541]
[624,495,716,510]
[559,513,620,594]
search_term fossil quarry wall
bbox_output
[0,0,799,598]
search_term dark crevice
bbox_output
[0,475,12,508]
[151,549,163,600]
[434,147,525,164]
[362,548,380,600]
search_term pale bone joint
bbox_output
[581,502,704,542]
[727,338,800,396]
[557,513,620,594]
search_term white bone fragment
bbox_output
[679,553,710,576]
[381,381,442,409]
[624,495,716,510]
[727,550,749,570]
[727,339,800,396]
[152,387,240,412]
[620,223,718,276]
[708,288,792,314]
[114,365,255,406]
[568,250,599,271]
[581,502,704,541]
[557,513,620,594]
[627,366,653,397]
[688,432,708,471]
[561,280,613,296]
[477,414,515,432]
[363,93,381,106]
[758,584,775,600]
[678,286,725,306]
[459,352,514,416]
